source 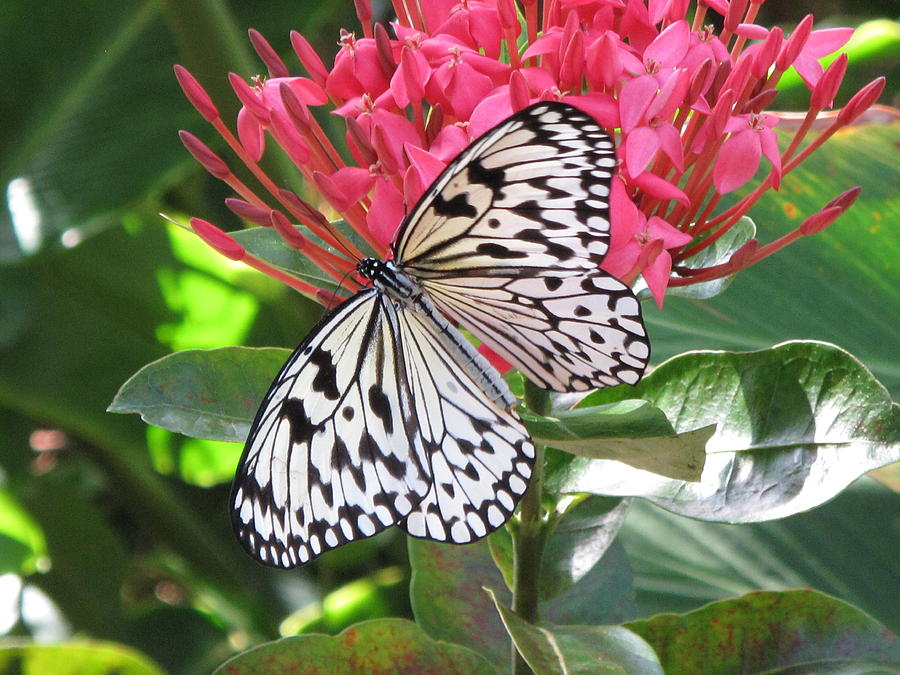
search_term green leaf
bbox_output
[409,538,511,671]
[0,641,166,675]
[213,619,494,674]
[626,590,900,675]
[0,488,46,574]
[524,399,709,482]
[487,588,664,675]
[667,216,756,300]
[108,346,290,442]
[619,477,900,636]
[489,497,632,605]
[551,341,900,523]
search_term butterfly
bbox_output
[231,102,650,568]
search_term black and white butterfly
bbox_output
[231,102,650,568]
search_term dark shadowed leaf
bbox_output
[408,538,511,671]
[626,590,900,675]
[549,341,899,522]
[213,619,494,674]
[488,589,663,675]
[108,346,290,441]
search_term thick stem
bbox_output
[510,379,550,674]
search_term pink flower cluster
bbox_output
[176,0,883,309]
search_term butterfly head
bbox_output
[357,257,385,283]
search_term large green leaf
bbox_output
[649,123,900,397]
[619,477,900,635]
[488,589,663,675]
[213,619,494,674]
[548,341,899,523]
[108,346,290,442]
[626,590,900,675]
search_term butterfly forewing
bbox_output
[232,290,431,568]
[395,102,617,277]
[393,102,650,391]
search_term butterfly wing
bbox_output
[231,289,431,568]
[393,101,650,392]
[393,297,535,543]
[232,286,535,566]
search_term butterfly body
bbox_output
[232,102,650,568]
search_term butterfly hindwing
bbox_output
[393,299,535,542]
[232,289,431,568]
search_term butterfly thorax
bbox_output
[358,258,418,302]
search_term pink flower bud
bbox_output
[810,53,848,110]
[837,77,885,126]
[353,0,372,24]
[799,206,842,235]
[687,58,713,104]
[248,29,289,78]
[173,65,219,122]
[509,70,530,111]
[269,210,308,249]
[179,131,231,179]
[290,31,329,87]
[776,14,813,71]
[279,83,311,135]
[225,198,270,226]
[497,0,517,30]
[424,104,445,144]
[372,125,399,174]
[724,0,749,32]
[751,26,783,79]
[374,23,396,79]
[279,189,331,229]
[190,218,245,260]
[825,186,861,211]
[228,73,270,123]
[314,171,353,212]
[744,88,778,113]
[345,115,378,166]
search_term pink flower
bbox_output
[176,0,874,320]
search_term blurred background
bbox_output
[0,1,897,673]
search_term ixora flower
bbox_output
[175,0,881,317]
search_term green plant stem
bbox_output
[510,379,551,674]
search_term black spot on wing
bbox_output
[476,242,528,259]
[432,192,477,218]
[308,347,341,400]
[280,398,323,444]
[368,385,393,433]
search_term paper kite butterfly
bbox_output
[231,102,650,567]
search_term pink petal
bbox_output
[371,109,421,169]
[805,27,854,58]
[630,171,690,206]
[643,248,673,308]
[330,167,375,205]
[609,178,642,251]
[624,126,661,178]
[601,240,641,279]
[237,107,265,162]
[714,130,761,193]
[656,122,685,172]
[758,129,782,189]
[646,216,692,248]
[428,124,470,163]
[563,93,619,129]
[404,144,446,198]
[619,76,658,133]
[470,90,514,137]
[644,19,690,67]
[367,178,405,246]
[446,61,494,120]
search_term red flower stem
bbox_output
[780,108,818,165]
[691,4,708,31]
[524,2,539,50]
[210,117,362,258]
[505,28,522,69]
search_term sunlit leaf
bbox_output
[108,346,290,442]
[550,341,900,522]
[0,641,166,675]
